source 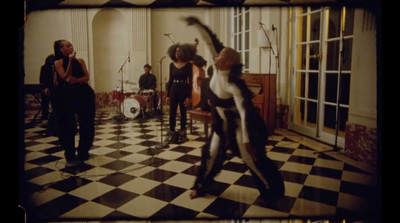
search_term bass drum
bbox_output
[121,95,147,119]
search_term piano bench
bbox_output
[188,109,212,138]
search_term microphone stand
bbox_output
[114,54,130,122]
[259,23,275,135]
[154,34,175,149]
[155,55,168,149]
[165,34,175,44]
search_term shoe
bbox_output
[65,160,83,167]
[178,129,188,144]
[164,130,178,144]
[78,152,90,161]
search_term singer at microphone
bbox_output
[52,39,96,167]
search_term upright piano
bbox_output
[242,73,276,135]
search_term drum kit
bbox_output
[112,81,156,119]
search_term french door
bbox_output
[290,6,354,147]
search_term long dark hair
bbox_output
[167,43,196,62]
[53,39,66,60]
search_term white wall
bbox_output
[24,10,71,84]
[348,8,377,128]
[92,8,128,92]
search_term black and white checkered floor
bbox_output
[22,109,378,222]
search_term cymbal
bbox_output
[118,80,137,85]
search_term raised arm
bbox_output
[183,16,224,56]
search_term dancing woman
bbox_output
[183,17,285,204]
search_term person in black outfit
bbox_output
[52,39,95,167]
[39,54,55,120]
[184,16,285,205]
[164,43,196,145]
[138,64,158,116]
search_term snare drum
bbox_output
[121,95,147,119]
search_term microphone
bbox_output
[128,51,130,62]
[164,33,171,36]
[259,22,264,26]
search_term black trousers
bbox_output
[169,82,190,131]
[52,83,95,162]
[40,92,51,119]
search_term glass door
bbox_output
[291,6,354,147]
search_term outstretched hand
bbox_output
[182,16,200,26]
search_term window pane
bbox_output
[245,31,249,49]
[296,72,306,97]
[328,7,341,38]
[325,73,338,103]
[344,7,354,36]
[326,40,340,71]
[324,104,336,129]
[238,34,242,51]
[339,73,350,105]
[308,72,318,100]
[238,14,242,32]
[297,44,307,70]
[309,43,319,70]
[342,38,352,70]
[300,16,307,43]
[245,10,249,30]
[234,17,237,33]
[307,101,317,124]
[310,12,320,41]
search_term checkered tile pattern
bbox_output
[22,109,378,221]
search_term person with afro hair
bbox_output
[163,43,197,145]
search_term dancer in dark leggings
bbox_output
[184,17,285,205]
[53,39,95,167]
[164,43,196,145]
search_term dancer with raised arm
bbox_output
[183,16,285,205]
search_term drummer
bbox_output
[138,64,158,115]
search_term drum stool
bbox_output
[187,108,212,138]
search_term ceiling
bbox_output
[26,0,375,13]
